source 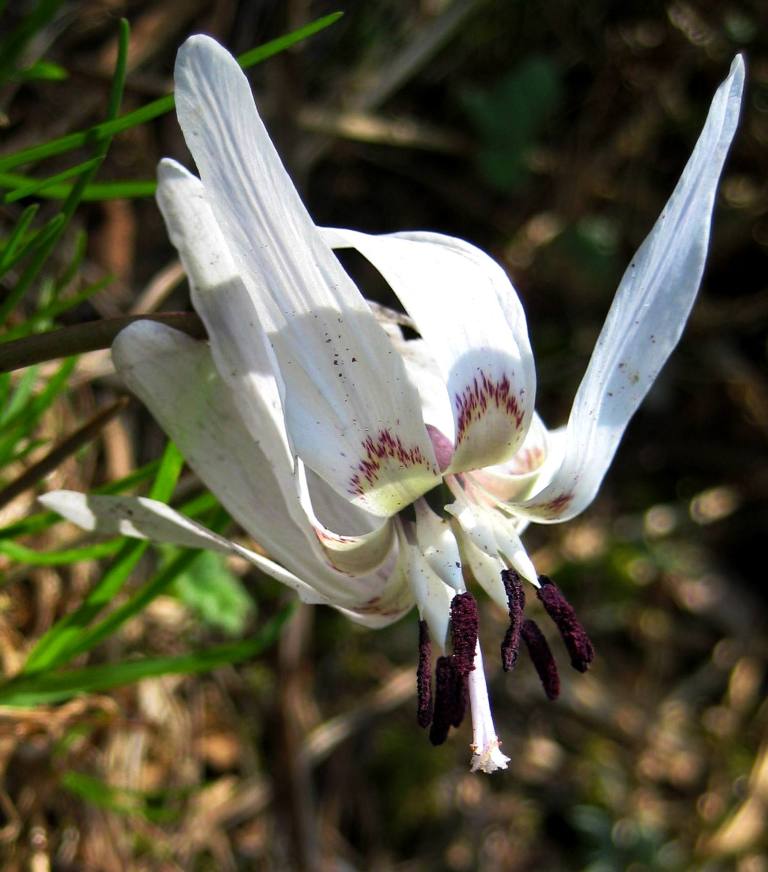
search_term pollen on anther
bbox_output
[417,620,433,728]
[537,576,595,672]
[500,569,525,672]
[450,591,479,678]
[521,618,560,700]
[429,656,455,746]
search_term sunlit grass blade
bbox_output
[0,172,157,201]
[4,156,101,203]
[0,12,343,173]
[22,441,184,673]
[0,606,292,706]
[0,538,123,565]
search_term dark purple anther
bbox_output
[450,591,479,677]
[537,576,595,673]
[417,620,433,728]
[448,665,468,729]
[500,569,525,672]
[429,656,455,746]
[521,619,560,700]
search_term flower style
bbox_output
[41,37,744,773]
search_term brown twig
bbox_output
[0,312,206,374]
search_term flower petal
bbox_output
[155,163,394,577]
[155,158,291,473]
[173,35,438,515]
[517,56,744,522]
[413,499,465,592]
[403,527,455,652]
[468,641,510,774]
[322,228,536,473]
[111,321,402,606]
[39,490,326,604]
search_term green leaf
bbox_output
[173,549,254,636]
[461,56,562,192]
[0,607,292,707]
[60,771,179,822]
[0,173,157,201]
[0,12,343,174]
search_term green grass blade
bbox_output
[21,442,184,673]
[0,173,157,201]
[0,358,76,466]
[4,157,101,203]
[0,538,122,565]
[0,19,129,324]
[0,606,292,707]
[0,12,343,173]
[63,509,229,662]
[0,204,39,271]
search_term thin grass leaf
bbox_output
[0,538,123,565]
[0,397,128,509]
[0,171,156,202]
[0,12,343,173]
[22,441,184,673]
[0,364,40,424]
[0,204,39,271]
[0,357,76,467]
[0,606,292,706]
[0,19,129,324]
[0,212,64,289]
[1,275,112,343]
[64,535,219,663]
[4,157,102,204]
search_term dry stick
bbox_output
[0,396,130,509]
[0,312,206,374]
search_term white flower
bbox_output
[41,37,744,774]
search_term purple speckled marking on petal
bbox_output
[522,619,560,701]
[500,569,525,672]
[417,619,433,728]
[454,371,523,445]
[537,576,595,672]
[348,428,438,498]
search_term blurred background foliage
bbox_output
[0,0,767,870]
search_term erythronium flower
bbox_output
[41,37,744,774]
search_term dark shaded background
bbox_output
[1,1,767,869]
